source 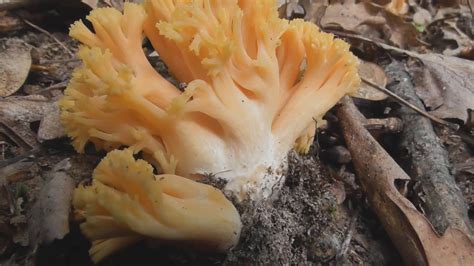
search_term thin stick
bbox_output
[335,208,359,263]
[23,19,74,58]
[361,78,459,131]
[41,58,80,64]
[35,80,68,94]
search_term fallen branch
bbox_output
[337,96,474,265]
[385,61,473,239]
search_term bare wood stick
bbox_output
[362,78,459,130]
[385,61,473,238]
[335,209,358,263]
[364,117,403,134]
[23,19,74,58]
[35,80,68,95]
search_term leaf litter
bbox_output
[0,38,31,97]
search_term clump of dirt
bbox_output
[224,151,338,264]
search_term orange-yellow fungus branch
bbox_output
[61,0,359,201]
[74,149,241,263]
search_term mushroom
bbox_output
[74,149,241,263]
[60,0,359,200]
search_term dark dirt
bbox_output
[224,151,399,265]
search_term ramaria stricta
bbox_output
[60,0,360,261]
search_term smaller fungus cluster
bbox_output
[74,149,241,263]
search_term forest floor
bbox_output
[1,1,473,265]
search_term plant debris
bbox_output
[0,38,31,97]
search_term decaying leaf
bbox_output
[354,61,388,101]
[299,0,328,25]
[0,95,49,149]
[0,162,34,183]
[407,53,474,123]
[28,162,75,245]
[337,97,474,265]
[0,94,65,152]
[319,0,419,48]
[424,8,474,58]
[346,36,474,123]
[0,38,31,97]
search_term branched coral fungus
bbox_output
[61,0,360,201]
[74,149,241,262]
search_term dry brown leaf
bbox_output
[354,61,388,101]
[0,38,31,97]
[407,53,474,122]
[0,95,49,149]
[337,97,474,265]
[299,0,328,24]
[320,0,419,48]
[352,38,474,123]
[321,1,385,34]
[0,162,34,183]
[424,9,474,58]
[0,95,61,149]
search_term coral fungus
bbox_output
[61,0,360,200]
[74,149,241,262]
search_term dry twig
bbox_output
[23,19,74,57]
[362,78,459,130]
[335,209,359,263]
